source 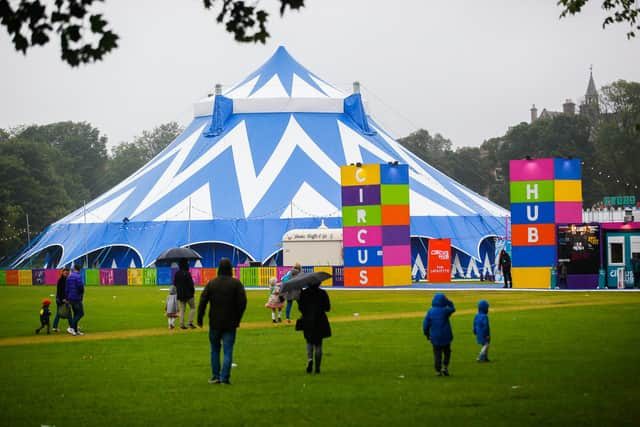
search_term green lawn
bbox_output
[1,286,639,426]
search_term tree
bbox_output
[397,129,454,176]
[104,122,183,189]
[558,0,640,39]
[0,0,306,66]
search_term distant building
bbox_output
[530,69,599,123]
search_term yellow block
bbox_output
[511,267,551,289]
[383,265,412,286]
[314,266,334,286]
[554,180,582,202]
[259,267,277,287]
[18,270,32,286]
[127,268,143,286]
[340,164,380,186]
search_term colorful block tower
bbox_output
[341,163,412,287]
[509,157,582,288]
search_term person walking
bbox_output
[65,264,85,336]
[282,263,302,323]
[52,267,70,332]
[473,299,491,362]
[174,259,196,329]
[298,278,331,374]
[498,249,513,288]
[165,285,179,329]
[423,292,455,376]
[197,258,247,385]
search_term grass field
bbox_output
[1,286,639,427]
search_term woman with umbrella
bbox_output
[296,273,332,374]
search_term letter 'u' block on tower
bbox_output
[341,163,411,287]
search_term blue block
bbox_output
[512,245,557,267]
[511,202,555,224]
[380,164,409,185]
[156,267,173,285]
[344,246,383,267]
[554,158,582,180]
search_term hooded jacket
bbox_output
[473,300,490,345]
[65,270,84,302]
[422,293,455,346]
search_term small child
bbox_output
[35,299,52,335]
[166,285,179,329]
[423,292,456,376]
[264,277,284,323]
[473,299,491,362]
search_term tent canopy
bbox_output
[15,47,508,268]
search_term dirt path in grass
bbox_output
[0,299,632,347]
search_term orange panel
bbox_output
[381,205,410,225]
[511,223,556,246]
[344,267,383,287]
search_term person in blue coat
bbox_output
[473,300,491,362]
[64,264,85,336]
[423,292,455,376]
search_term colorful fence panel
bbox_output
[143,268,157,286]
[113,269,128,286]
[85,269,100,286]
[100,269,115,286]
[45,269,59,285]
[313,266,334,286]
[201,268,216,285]
[258,267,277,287]
[0,270,6,285]
[189,268,202,286]
[32,269,46,285]
[156,267,172,286]
[128,269,143,286]
[18,270,31,286]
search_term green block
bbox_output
[240,267,259,287]
[142,268,157,286]
[510,180,554,203]
[84,269,100,286]
[0,270,5,285]
[380,184,409,205]
[342,205,382,227]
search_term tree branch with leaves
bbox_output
[558,0,640,39]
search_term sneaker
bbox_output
[208,378,221,384]
[67,327,76,336]
[180,326,187,330]
[35,329,40,334]
[315,367,320,374]
[221,380,232,385]
[441,368,450,376]
[52,328,59,333]
[272,319,277,323]
[188,324,196,329]
[287,319,291,324]
[306,360,313,374]
[277,318,282,323]
[75,331,84,336]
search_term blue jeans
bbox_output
[52,298,68,329]
[209,329,236,382]
[70,301,84,332]
[285,300,294,320]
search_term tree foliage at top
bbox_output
[0,0,306,66]
[558,0,640,39]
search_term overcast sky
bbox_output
[1,0,638,149]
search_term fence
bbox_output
[0,266,347,287]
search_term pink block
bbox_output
[190,268,202,285]
[44,269,60,285]
[510,158,555,181]
[383,245,411,266]
[100,269,115,285]
[343,226,382,247]
[277,266,292,281]
[555,202,583,224]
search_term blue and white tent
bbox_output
[15,47,509,270]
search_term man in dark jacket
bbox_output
[197,258,247,385]
[423,292,455,376]
[498,249,512,288]
[174,259,196,329]
[64,264,85,336]
[52,267,70,332]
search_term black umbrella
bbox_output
[280,271,332,294]
[156,247,203,262]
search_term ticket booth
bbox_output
[601,222,640,288]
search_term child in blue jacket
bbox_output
[473,300,491,362]
[423,293,455,376]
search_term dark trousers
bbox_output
[432,344,451,372]
[36,319,50,334]
[503,268,512,288]
[70,301,84,332]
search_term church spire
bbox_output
[585,65,598,103]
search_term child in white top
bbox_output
[166,285,179,329]
[264,277,284,323]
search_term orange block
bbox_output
[381,205,410,225]
[511,223,556,246]
[344,267,383,287]
[201,268,217,285]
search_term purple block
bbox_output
[341,185,381,206]
[510,158,555,181]
[566,274,599,289]
[382,225,411,245]
[332,266,344,287]
[113,269,128,285]
[32,269,46,285]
